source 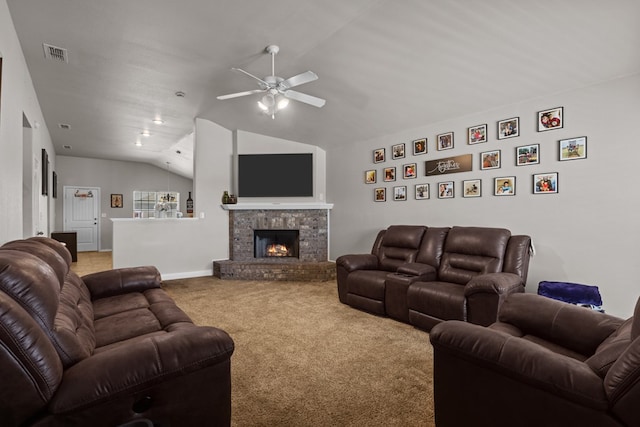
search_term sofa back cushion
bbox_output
[415,227,450,267]
[438,227,511,285]
[0,291,63,426]
[502,235,532,281]
[378,225,426,271]
[370,229,386,256]
[587,318,633,377]
[1,239,70,286]
[0,241,96,368]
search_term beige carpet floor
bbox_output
[163,277,435,427]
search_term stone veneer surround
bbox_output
[213,204,335,281]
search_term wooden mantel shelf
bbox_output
[221,203,333,211]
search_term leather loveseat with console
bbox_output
[0,237,234,427]
[336,225,532,331]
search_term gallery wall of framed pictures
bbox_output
[365,106,585,202]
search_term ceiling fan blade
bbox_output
[232,67,269,87]
[217,89,266,100]
[279,71,318,90]
[284,90,326,108]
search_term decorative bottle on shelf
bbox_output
[186,191,194,217]
[222,191,230,204]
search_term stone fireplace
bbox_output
[213,204,336,281]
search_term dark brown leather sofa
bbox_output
[336,225,531,331]
[430,293,640,427]
[0,237,234,427]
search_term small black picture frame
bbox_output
[41,149,49,196]
[393,186,407,201]
[373,148,385,163]
[111,194,124,208]
[533,172,559,194]
[415,184,429,200]
[559,136,587,161]
[413,138,427,155]
[392,143,406,159]
[497,117,519,139]
[468,124,487,144]
[494,176,516,196]
[437,132,454,151]
[52,171,58,198]
[538,107,563,132]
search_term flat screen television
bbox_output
[238,153,313,197]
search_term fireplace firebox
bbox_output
[254,229,299,259]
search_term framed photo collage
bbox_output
[366,107,579,201]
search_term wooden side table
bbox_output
[51,231,78,262]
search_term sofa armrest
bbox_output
[497,293,623,356]
[49,325,234,413]
[463,273,524,326]
[83,266,162,299]
[335,254,379,273]
[396,263,437,281]
[465,272,524,297]
[430,321,608,409]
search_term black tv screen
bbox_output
[238,153,313,197]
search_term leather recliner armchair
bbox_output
[430,293,640,427]
[0,237,234,427]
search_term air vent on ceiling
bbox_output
[58,123,71,130]
[43,43,68,63]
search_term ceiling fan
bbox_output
[217,45,326,119]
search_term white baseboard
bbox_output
[161,269,213,281]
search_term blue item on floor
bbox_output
[537,281,604,312]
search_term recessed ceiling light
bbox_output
[175,91,185,97]
[152,118,164,125]
[135,141,143,147]
[140,130,151,137]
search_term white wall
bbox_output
[327,73,640,318]
[193,117,233,263]
[55,156,193,250]
[0,0,55,243]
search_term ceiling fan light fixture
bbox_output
[261,94,275,107]
[277,97,289,109]
[257,100,268,111]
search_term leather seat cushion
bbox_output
[347,270,389,300]
[93,289,193,347]
[408,281,466,321]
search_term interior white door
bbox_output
[64,186,100,251]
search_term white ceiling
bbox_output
[7,0,640,179]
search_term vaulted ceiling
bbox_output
[8,0,640,178]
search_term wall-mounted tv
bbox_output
[238,153,313,197]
